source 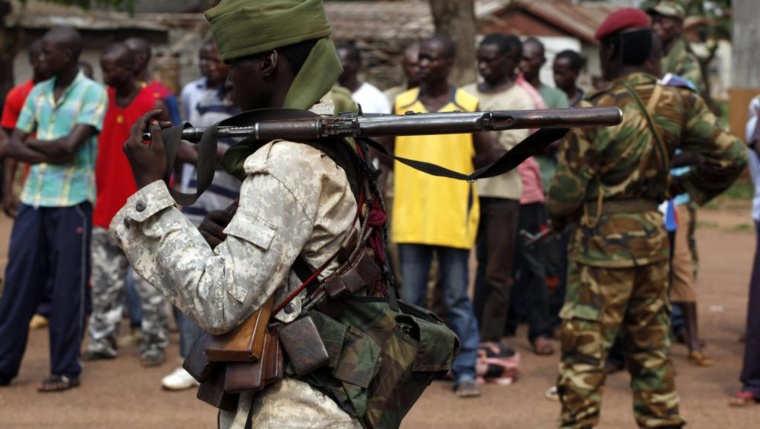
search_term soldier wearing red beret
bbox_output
[547,7,747,429]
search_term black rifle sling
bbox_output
[159,108,570,207]
[358,126,568,182]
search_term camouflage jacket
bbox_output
[662,37,707,97]
[111,132,361,428]
[547,72,746,268]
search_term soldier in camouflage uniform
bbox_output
[647,0,711,363]
[546,8,747,429]
[109,0,379,427]
[647,1,706,96]
[89,231,170,365]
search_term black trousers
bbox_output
[473,197,519,342]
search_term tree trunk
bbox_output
[428,0,476,87]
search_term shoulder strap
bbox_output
[159,108,569,207]
[618,82,670,170]
[358,127,567,182]
[581,82,667,229]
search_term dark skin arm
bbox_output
[176,141,199,165]
[472,131,504,169]
[2,156,18,217]
[25,99,168,162]
[176,141,228,167]
[0,127,7,158]
[23,124,98,162]
[198,209,234,248]
[0,129,16,217]
[671,150,702,168]
[123,109,174,189]
[6,128,74,164]
[153,99,171,124]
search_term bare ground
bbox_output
[1,201,759,428]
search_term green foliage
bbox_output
[19,0,135,13]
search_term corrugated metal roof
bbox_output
[501,1,626,43]
[323,0,624,44]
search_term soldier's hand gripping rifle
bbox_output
[151,107,623,206]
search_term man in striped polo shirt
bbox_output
[0,26,107,392]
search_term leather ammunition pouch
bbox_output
[184,321,283,412]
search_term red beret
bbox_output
[595,8,652,41]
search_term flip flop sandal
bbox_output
[728,391,759,407]
[38,375,80,393]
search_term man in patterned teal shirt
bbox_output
[0,26,107,392]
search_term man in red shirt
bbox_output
[84,42,171,367]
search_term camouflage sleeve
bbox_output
[681,54,707,97]
[109,142,354,335]
[546,122,600,223]
[678,89,748,205]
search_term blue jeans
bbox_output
[398,244,479,383]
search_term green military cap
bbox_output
[204,0,342,111]
[646,1,685,20]
[205,0,333,61]
[208,0,347,177]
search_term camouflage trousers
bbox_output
[87,227,169,356]
[557,260,685,428]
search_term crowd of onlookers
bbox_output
[0,0,756,415]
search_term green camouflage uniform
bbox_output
[662,37,706,97]
[662,36,708,275]
[547,72,746,428]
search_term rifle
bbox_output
[154,107,623,206]
[148,107,622,142]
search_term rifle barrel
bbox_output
[167,107,623,142]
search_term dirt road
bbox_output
[1,207,759,428]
